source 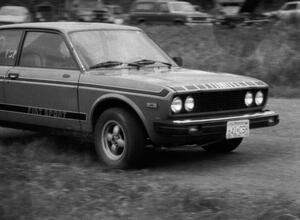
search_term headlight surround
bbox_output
[171,97,183,113]
[184,96,195,112]
[244,92,253,107]
[255,91,264,106]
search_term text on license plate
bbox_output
[226,120,250,139]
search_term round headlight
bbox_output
[184,96,195,112]
[171,97,183,113]
[245,92,253,107]
[255,91,264,106]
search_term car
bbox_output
[264,1,300,20]
[0,22,279,168]
[0,6,32,25]
[129,0,213,25]
[76,9,96,22]
[214,1,271,27]
[215,13,270,28]
[70,1,111,23]
[106,4,126,24]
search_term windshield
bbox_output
[0,6,27,16]
[69,30,174,69]
[169,2,196,13]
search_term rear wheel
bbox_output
[174,20,184,25]
[94,108,146,169]
[202,138,243,153]
[137,19,146,25]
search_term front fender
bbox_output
[89,93,148,133]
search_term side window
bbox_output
[19,32,77,70]
[135,3,155,12]
[159,3,169,12]
[0,30,22,66]
[282,4,297,11]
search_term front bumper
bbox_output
[154,110,279,136]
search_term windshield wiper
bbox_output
[89,59,172,70]
[129,59,172,68]
[89,61,123,69]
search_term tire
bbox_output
[174,20,184,25]
[137,19,146,25]
[94,108,146,169]
[202,138,243,153]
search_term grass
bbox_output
[0,122,300,219]
[141,22,300,97]
[1,142,300,220]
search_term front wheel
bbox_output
[202,138,243,153]
[94,108,146,169]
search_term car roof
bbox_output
[0,22,140,33]
[0,5,29,13]
[285,1,300,4]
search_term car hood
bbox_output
[85,67,267,95]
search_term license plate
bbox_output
[226,120,250,139]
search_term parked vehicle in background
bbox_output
[264,1,300,20]
[0,6,32,25]
[76,7,110,23]
[214,0,270,28]
[76,9,95,22]
[217,1,242,16]
[74,4,123,24]
[106,5,126,24]
[129,0,213,25]
[34,2,56,22]
[215,13,270,27]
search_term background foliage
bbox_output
[143,21,300,97]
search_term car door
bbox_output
[4,30,83,130]
[157,2,173,24]
[134,2,156,24]
[0,29,23,121]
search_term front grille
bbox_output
[175,89,268,115]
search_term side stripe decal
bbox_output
[0,103,87,121]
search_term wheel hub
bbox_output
[102,121,126,161]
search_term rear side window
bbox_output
[159,3,169,12]
[0,30,22,66]
[282,4,298,11]
[135,3,155,12]
[19,31,77,70]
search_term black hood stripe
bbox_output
[12,78,170,97]
[79,83,170,97]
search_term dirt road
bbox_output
[0,98,299,220]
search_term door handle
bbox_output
[7,73,19,80]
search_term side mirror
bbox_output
[173,57,183,67]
